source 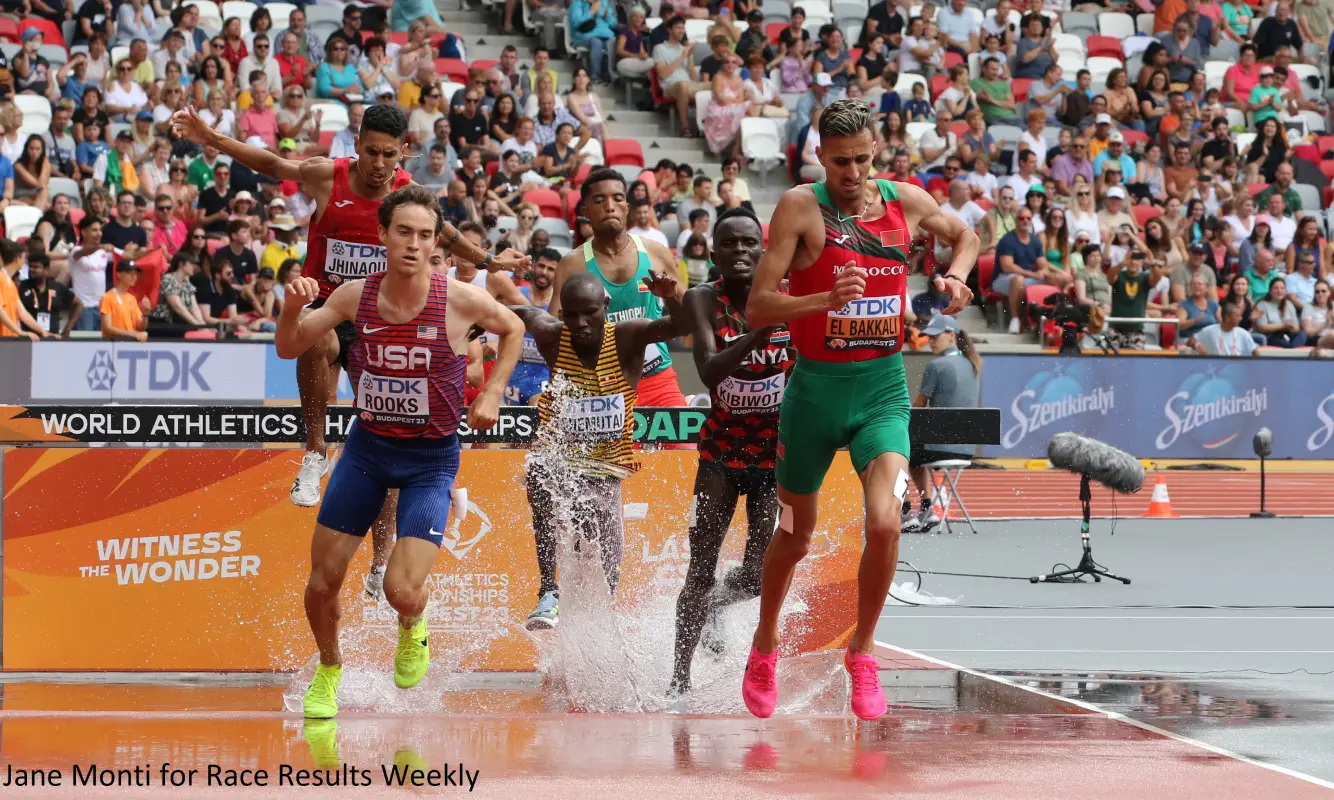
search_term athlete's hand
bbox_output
[468,390,501,431]
[285,276,320,309]
[642,269,681,299]
[490,247,532,273]
[933,273,974,315]
[169,106,219,147]
[824,263,866,310]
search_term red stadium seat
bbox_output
[977,252,1003,308]
[1132,204,1162,228]
[471,58,498,72]
[526,188,563,218]
[765,23,785,44]
[1292,143,1319,163]
[761,223,770,246]
[1026,284,1059,308]
[848,47,862,64]
[639,169,657,192]
[1085,36,1123,59]
[950,120,969,137]
[318,129,335,149]
[1318,135,1334,155]
[68,207,84,227]
[1159,322,1177,349]
[1247,182,1268,196]
[944,51,963,69]
[1120,129,1150,148]
[930,74,948,100]
[1011,78,1033,103]
[570,162,592,188]
[1319,160,1334,180]
[485,159,499,177]
[604,138,645,167]
[390,32,409,45]
[435,57,469,83]
[0,18,18,43]
[20,17,63,48]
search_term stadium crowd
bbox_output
[0,0,1331,360]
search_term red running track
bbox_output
[941,470,1334,518]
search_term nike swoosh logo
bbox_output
[430,528,443,538]
[363,324,388,334]
[334,200,354,208]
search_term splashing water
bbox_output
[284,372,854,716]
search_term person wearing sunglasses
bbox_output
[237,32,283,95]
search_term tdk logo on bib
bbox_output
[574,396,624,414]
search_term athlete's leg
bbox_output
[297,325,338,457]
[751,486,821,654]
[672,460,741,691]
[382,536,440,624]
[526,462,559,595]
[732,470,779,598]
[304,525,367,667]
[849,452,909,654]
[364,490,397,599]
[570,476,625,593]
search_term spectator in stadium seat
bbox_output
[520,48,560,106]
[569,0,618,84]
[13,29,56,102]
[655,18,713,137]
[440,180,469,226]
[1256,162,1301,218]
[1255,278,1306,347]
[19,251,79,336]
[238,34,283,96]
[278,9,323,69]
[195,259,244,329]
[1285,247,1321,311]
[150,194,187,256]
[1074,244,1113,316]
[99,261,148,342]
[994,207,1058,333]
[409,85,446,148]
[316,39,364,103]
[1177,271,1221,345]
[197,161,237,237]
[277,32,314,92]
[1286,216,1329,277]
[1160,18,1203,85]
[1170,240,1217,301]
[70,216,114,331]
[1247,72,1285,142]
[1050,138,1093,198]
[972,56,1019,126]
[1302,283,1333,353]
[239,84,279,149]
[213,219,258,286]
[1258,192,1296,251]
[1013,14,1055,80]
[616,11,655,79]
[327,103,363,160]
[413,144,455,194]
[102,190,146,258]
[392,0,445,33]
[1195,299,1260,354]
[1254,0,1303,61]
[1245,246,1282,302]
[1093,133,1136,182]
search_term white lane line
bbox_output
[894,649,1334,654]
[873,639,1334,791]
[878,615,1334,620]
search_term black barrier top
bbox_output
[0,405,1002,446]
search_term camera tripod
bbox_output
[1030,475,1131,585]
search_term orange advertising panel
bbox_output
[2,448,869,672]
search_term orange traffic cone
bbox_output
[1142,475,1179,518]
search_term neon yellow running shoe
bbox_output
[302,719,341,768]
[303,663,342,719]
[394,617,429,689]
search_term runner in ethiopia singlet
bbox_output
[776,178,913,495]
[305,158,413,363]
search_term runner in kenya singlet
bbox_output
[306,158,413,300]
[775,179,913,494]
[582,235,687,407]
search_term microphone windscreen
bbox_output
[1047,432,1146,495]
[1253,427,1273,459]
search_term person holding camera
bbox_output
[1106,249,1168,350]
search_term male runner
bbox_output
[550,168,688,409]
[669,207,794,696]
[446,222,528,407]
[171,104,529,601]
[505,248,559,405]
[171,105,529,505]
[512,271,685,628]
[277,185,524,719]
[741,100,976,721]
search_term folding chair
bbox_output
[924,458,977,535]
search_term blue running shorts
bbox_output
[316,422,461,546]
[504,364,549,405]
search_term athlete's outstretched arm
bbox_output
[683,284,774,391]
[899,182,978,315]
[747,188,859,328]
[171,106,314,185]
[451,278,523,426]
[275,278,361,359]
[628,271,688,347]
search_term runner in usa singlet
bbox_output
[777,178,913,495]
[307,158,413,301]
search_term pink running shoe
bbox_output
[845,649,887,720]
[742,645,779,718]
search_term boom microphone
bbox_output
[1047,432,1145,495]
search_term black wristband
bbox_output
[942,274,966,284]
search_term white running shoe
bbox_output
[291,451,330,507]
[364,565,387,602]
[918,507,941,533]
[1008,317,1021,334]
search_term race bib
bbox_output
[825,296,902,351]
[643,342,666,374]
[356,371,429,426]
[560,393,626,442]
[717,372,786,414]
[520,335,545,364]
[324,238,387,284]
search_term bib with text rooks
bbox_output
[560,393,626,442]
[325,238,388,285]
[716,372,786,414]
[825,295,902,350]
[357,371,429,427]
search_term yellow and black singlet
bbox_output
[535,322,639,479]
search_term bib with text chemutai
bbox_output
[560,393,627,442]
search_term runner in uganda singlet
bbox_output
[535,322,639,479]
[306,158,413,300]
[346,272,468,438]
[700,281,795,469]
[776,179,913,494]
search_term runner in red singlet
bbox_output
[274,185,524,720]
[669,207,795,697]
[739,100,977,721]
[171,105,530,596]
